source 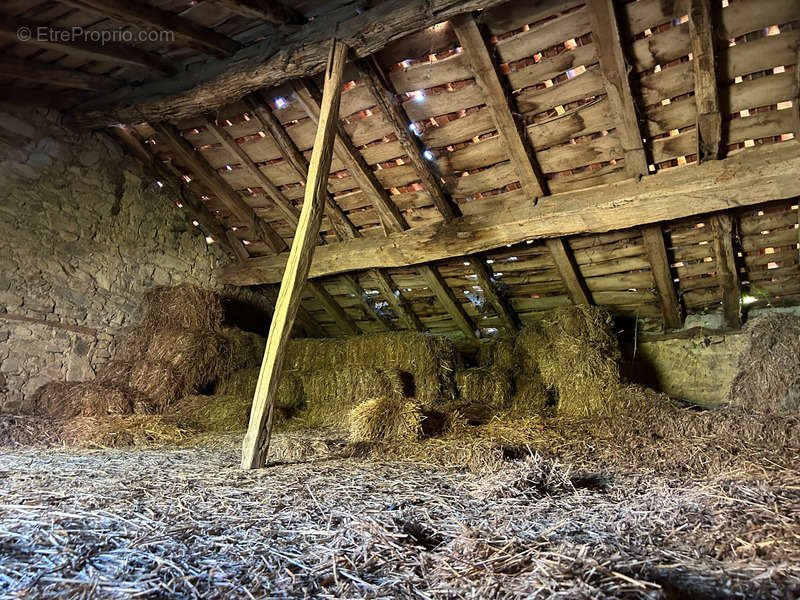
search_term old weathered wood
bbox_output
[587,0,650,177]
[0,57,116,92]
[59,0,241,58]
[73,0,509,128]
[417,264,477,339]
[358,57,460,222]
[794,43,800,142]
[200,115,301,228]
[211,0,304,25]
[452,13,547,200]
[262,285,327,338]
[152,122,287,254]
[641,225,683,330]
[292,79,409,234]
[710,213,742,328]
[546,239,592,305]
[307,280,361,335]
[242,40,347,470]
[369,268,425,332]
[0,14,173,74]
[689,0,722,161]
[469,256,520,333]
[340,274,395,331]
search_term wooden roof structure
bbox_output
[3,0,800,341]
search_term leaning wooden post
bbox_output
[241,40,347,469]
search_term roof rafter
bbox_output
[417,264,476,339]
[369,268,425,332]
[689,0,722,161]
[641,225,683,330]
[340,274,395,332]
[546,239,592,305]
[0,56,117,92]
[308,280,360,336]
[210,0,304,25]
[469,256,520,333]
[710,212,743,328]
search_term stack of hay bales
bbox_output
[454,338,515,420]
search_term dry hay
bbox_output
[140,283,223,332]
[128,360,187,411]
[60,415,189,448]
[349,396,423,442]
[216,367,305,421]
[145,328,232,386]
[285,331,457,405]
[93,360,134,388]
[509,373,550,415]
[30,381,152,419]
[28,381,71,416]
[476,337,515,373]
[0,415,62,448]
[729,312,800,414]
[166,394,251,433]
[219,326,265,371]
[515,305,622,417]
[455,367,512,409]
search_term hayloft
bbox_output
[1,0,799,597]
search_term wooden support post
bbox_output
[292,80,410,234]
[357,57,461,221]
[452,14,547,200]
[546,238,592,305]
[418,264,477,339]
[587,0,650,177]
[689,0,722,161]
[469,256,520,333]
[241,40,347,469]
[307,280,361,336]
[710,213,742,328]
[153,122,288,254]
[642,225,683,330]
[340,274,395,331]
[369,269,425,332]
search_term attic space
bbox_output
[1,0,799,597]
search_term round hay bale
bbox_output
[141,283,223,332]
[349,396,423,442]
[167,394,252,432]
[128,360,187,410]
[455,367,512,409]
[113,328,152,363]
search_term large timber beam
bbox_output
[793,44,800,141]
[216,142,800,285]
[0,57,116,92]
[546,239,592,305]
[689,0,722,161]
[417,264,477,339]
[641,225,683,330]
[307,280,361,335]
[152,122,287,254]
[469,256,520,333]
[710,213,743,328]
[71,0,509,128]
[242,40,347,469]
[59,0,241,58]
[340,274,395,331]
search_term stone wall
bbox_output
[0,109,268,413]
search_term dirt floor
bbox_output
[1,432,798,599]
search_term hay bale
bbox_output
[63,382,150,417]
[477,338,515,373]
[729,313,800,414]
[220,327,265,372]
[349,396,423,442]
[140,283,223,332]
[216,367,305,421]
[167,394,252,432]
[145,328,230,388]
[61,415,188,448]
[510,373,550,415]
[94,360,135,388]
[455,367,512,409]
[29,381,71,416]
[128,360,187,410]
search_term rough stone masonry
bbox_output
[0,108,267,413]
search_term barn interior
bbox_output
[1,0,799,597]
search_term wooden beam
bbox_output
[71,0,508,128]
[199,115,301,228]
[418,264,477,339]
[242,40,347,469]
[689,0,722,161]
[710,213,742,328]
[793,44,800,142]
[59,0,241,58]
[587,0,649,177]
[211,0,304,25]
[452,14,547,199]
[0,57,116,92]
[357,57,460,221]
[369,268,425,332]
[0,14,173,74]
[641,225,683,330]
[242,92,359,241]
[469,256,520,333]
[307,280,361,336]
[215,140,800,286]
[340,274,395,331]
[546,238,592,305]
[152,122,287,254]
[262,285,327,338]
[292,79,409,234]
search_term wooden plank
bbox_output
[241,40,346,470]
[452,13,547,200]
[794,43,800,141]
[369,268,425,331]
[710,213,742,328]
[642,225,683,329]
[152,122,287,254]
[689,0,721,161]
[359,57,460,221]
[417,264,477,339]
[211,0,304,25]
[292,80,410,234]
[215,142,800,285]
[0,57,116,92]
[339,274,395,331]
[470,256,520,332]
[587,0,649,177]
[59,0,241,58]
[546,238,592,304]
[307,280,361,335]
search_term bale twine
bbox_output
[455,367,512,409]
[349,396,423,442]
[140,283,223,332]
